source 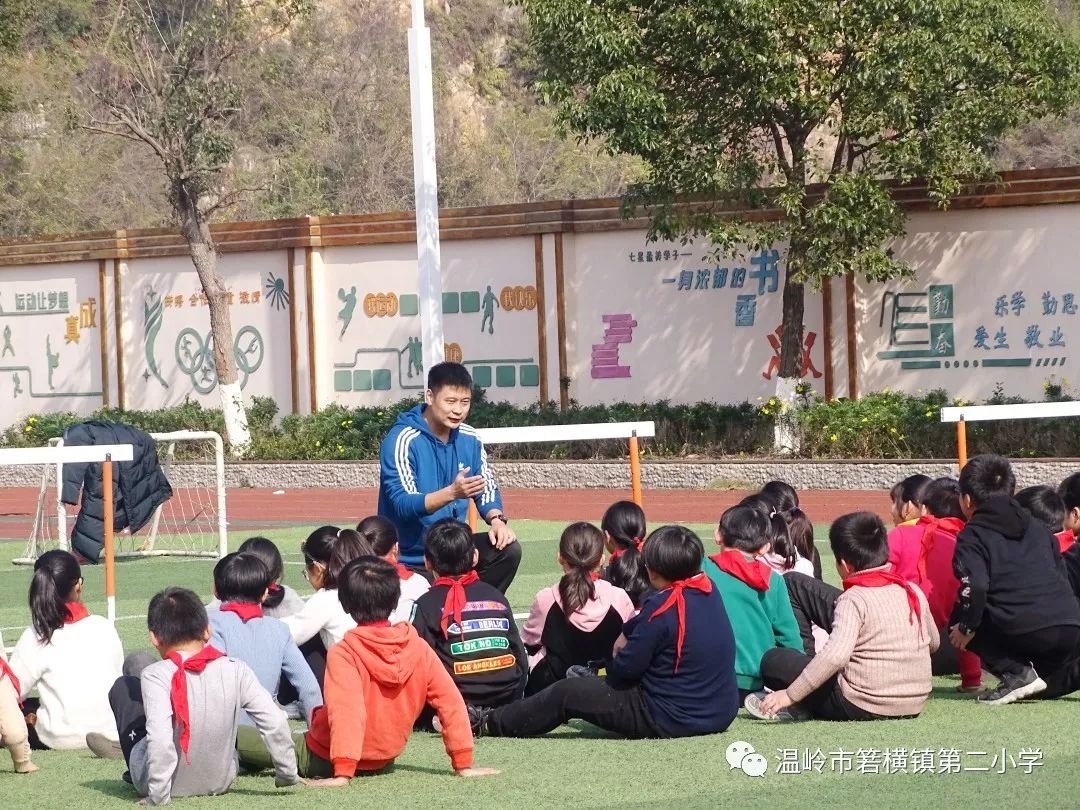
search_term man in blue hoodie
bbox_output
[378,362,521,593]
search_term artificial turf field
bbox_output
[1,520,1079,808]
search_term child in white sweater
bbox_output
[10,550,123,750]
[357,515,431,623]
[206,536,305,619]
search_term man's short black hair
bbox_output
[424,519,475,576]
[959,454,1016,505]
[1016,486,1066,533]
[427,362,472,393]
[337,557,401,624]
[642,525,703,582]
[829,512,889,572]
[213,552,271,604]
[719,505,771,553]
[147,587,209,648]
[921,477,965,521]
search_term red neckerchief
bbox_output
[589,571,601,581]
[0,659,21,706]
[609,538,645,563]
[268,583,282,594]
[64,602,90,624]
[394,563,415,581]
[844,569,923,633]
[167,646,227,763]
[648,572,712,672]
[433,571,480,638]
[916,515,965,582]
[219,601,263,623]
[1057,530,1075,554]
[710,550,771,591]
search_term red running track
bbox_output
[0,486,892,538]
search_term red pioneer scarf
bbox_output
[268,583,283,594]
[843,569,923,632]
[1057,530,1075,554]
[219,602,264,623]
[915,515,965,583]
[648,572,713,672]
[394,563,415,581]
[64,602,90,624]
[167,646,227,762]
[710,549,772,592]
[433,571,480,639]
[0,659,21,705]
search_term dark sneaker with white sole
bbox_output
[976,667,1047,705]
[743,690,812,722]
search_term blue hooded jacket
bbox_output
[378,404,503,565]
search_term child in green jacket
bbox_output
[703,505,803,698]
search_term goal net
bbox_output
[16,430,227,565]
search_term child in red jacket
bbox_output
[301,558,497,785]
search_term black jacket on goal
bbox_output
[60,421,173,562]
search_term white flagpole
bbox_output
[408,0,446,374]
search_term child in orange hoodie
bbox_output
[299,557,498,785]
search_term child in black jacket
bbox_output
[950,454,1080,705]
[412,520,528,710]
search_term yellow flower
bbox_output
[861,417,869,423]
[889,427,898,434]
[898,434,906,440]
[762,408,771,416]
[315,441,321,447]
[830,434,839,442]
[24,425,32,432]
[27,417,36,423]
[925,410,934,417]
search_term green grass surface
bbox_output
[1,521,1079,807]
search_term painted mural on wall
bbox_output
[0,262,103,416]
[320,238,542,406]
[122,253,292,411]
[566,231,826,404]
[859,206,1076,401]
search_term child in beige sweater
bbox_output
[1,633,36,773]
[745,512,938,722]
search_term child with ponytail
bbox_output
[281,526,371,687]
[521,523,636,695]
[9,550,123,750]
[206,536,306,619]
[600,501,653,609]
[357,515,431,623]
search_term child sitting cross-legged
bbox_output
[277,557,498,785]
[104,588,299,805]
[521,522,636,695]
[474,526,739,740]
[208,553,323,725]
[701,505,803,700]
[745,512,938,722]
[412,520,528,713]
[208,537,306,619]
[356,515,431,623]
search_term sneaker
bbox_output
[466,703,491,737]
[86,732,124,760]
[743,691,812,722]
[956,683,983,693]
[976,667,1047,705]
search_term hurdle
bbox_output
[0,443,133,622]
[466,421,656,529]
[940,401,1080,469]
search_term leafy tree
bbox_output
[81,0,311,453]
[518,0,1080,397]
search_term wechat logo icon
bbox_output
[726,741,768,778]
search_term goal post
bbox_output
[18,429,228,565]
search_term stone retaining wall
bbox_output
[3,459,1075,491]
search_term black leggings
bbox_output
[968,623,1080,681]
[760,647,914,721]
[485,677,664,739]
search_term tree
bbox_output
[519,0,1080,440]
[81,0,310,453]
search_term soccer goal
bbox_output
[17,430,227,565]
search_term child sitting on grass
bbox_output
[475,526,739,740]
[263,557,497,784]
[887,474,935,580]
[890,474,932,528]
[949,455,1080,705]
[0,633,35,773]
[412,520,528,712]
[701,505,803,699]
[521,522,635,695]
[208,552,322,724]
[1016,485,1072,553]
[745,512,938,722]
[105,587,299,805]
[357,515,431,623]
[1061,473,1080,551]
[600,500,653,609]
[208,537,305,618]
